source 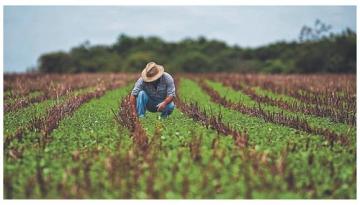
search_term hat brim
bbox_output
[141,65,164,82]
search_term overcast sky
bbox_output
[4,6,356,73]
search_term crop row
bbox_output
[201,73,355,113]
[3,74,356,199]
[4,73,135,113]
[198,80,350,146]
[203,80,355,141]
[5,79,129,155]
[4,73,135,97]
[173,81,299,195]
[177,78,355,198]
[4,92,48,113]
[6,82,252,198]
[4,89,88,154]
[117,95,149,152]
[220,80,355,126]
[174,94,248,149]
[138,101,297,198]
[4,85,133,198]
[208,79,355,140]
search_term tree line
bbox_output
[38,22,356,74]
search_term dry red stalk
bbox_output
[4,123,35,149]
[189,134,202,161]
[4,94,48,113]
[118,95,149,152]
[182,176,190,198]
[4,175,13,199]
[36,155,48,198]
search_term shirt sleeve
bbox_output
[131,77,144,96]
[165,74,176,98]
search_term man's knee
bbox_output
[137,90,149,102]
[138,90,147,98]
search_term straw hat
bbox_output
[141,62,164,82]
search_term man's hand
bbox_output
[156,101,167,112]
[157,96,174,112]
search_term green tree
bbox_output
[38,51,75,73]
[36,25,356,74]
[176,51,212,73]
[124,51,158,72]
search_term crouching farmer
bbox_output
[130,62,176,118]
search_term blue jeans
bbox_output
[136,90,175,118]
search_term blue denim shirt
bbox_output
[131,72,176,102]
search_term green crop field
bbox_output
[3,73,356,199]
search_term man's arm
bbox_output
[157,74,176,111]
[156,95,174,111]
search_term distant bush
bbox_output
[124,51,157,72]
[263,59,295,74]
[39,51,75,73]
[177,51,212,73]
